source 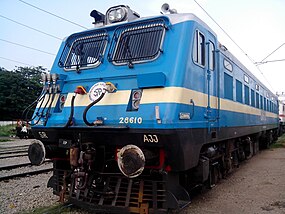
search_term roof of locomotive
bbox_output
[61,11,277,100]
[164,13,276,98]
[164,13,217,36]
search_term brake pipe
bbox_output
[43,86,57,126]
[82,92,106,126]
[25,90,47,122]
[64,93,77,128]
[22,73,48,124]
[64,86,87,128]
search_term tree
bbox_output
[0,66,45,120]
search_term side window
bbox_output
[251,89,255,107]
[236,80,243,103]
[193,30,205,66]
[224,73,233,100]
[264,97,266,110]
[260,95,263,109]
[223,59,233,72]
[244,85,249,105]
[255,92,259,108]
[209,41,215,70]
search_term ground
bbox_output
[185,147,285,214]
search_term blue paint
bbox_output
[32,13,278,134]
[137,72,166,88]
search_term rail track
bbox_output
[0,167,53,181]
[0,145,29,154]
[0,161,53,181]
[0,139,53,181]
[0,145,28,159]
[0,159,52,171]
[0,153,28,159]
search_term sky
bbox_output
[0,0,285,94]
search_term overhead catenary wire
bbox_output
[0,56,32,66]
[193,0,256,65]
[258,42,285,63]
[18,0,88,30]
[0,14,62,40]
[0,39,56,56]
[255,59,285,65]
[193,0,275,92]
[255,65,274,91]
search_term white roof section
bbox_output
[164,13,217,37]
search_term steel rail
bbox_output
[0,160,52,171]
[0,167,53,181]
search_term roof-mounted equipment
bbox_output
[90,5,140,27]
[161,3,177,14]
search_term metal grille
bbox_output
[108,19,167,65]
[69,175,168,213]
[58,30,108,70]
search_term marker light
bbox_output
[131,89,142,110]
[59,94,66,110]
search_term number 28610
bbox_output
[119,117,143,124]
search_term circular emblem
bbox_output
[89,82,107,102]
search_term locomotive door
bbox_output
[205,33,220,136]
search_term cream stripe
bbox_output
[36,94,59,108]
[37,87,277,119]
[141,87,207,106]
[64,90,130,106]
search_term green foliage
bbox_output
[0,124,15,137]
[0,66,45,120]
[271,134,285,149]
[20,203,88,214]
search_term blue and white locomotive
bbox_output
[27,4,279,213]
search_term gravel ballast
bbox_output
[0,172,58,213]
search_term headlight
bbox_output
[107,6,127,23]
[117,144,145,178]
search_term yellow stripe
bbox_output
[39,87,277,119]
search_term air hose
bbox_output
[21,90,46,122]
[64,86,87,128]
[28,92,46,121]
[64,94,77,128]
[43,91,57,126]
[64,83,115,127]
[83,92,105,126]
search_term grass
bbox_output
[0,139,11,142]
[0,124,16,137]
[271,134,285,149]
[20,203,78,214]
